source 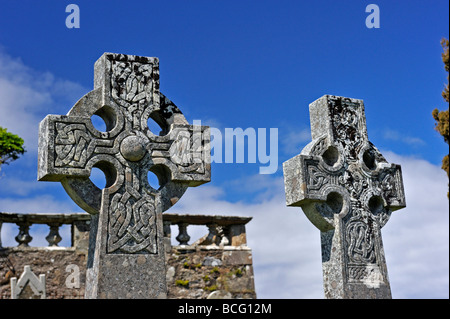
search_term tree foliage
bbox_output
[432,38,449,197]
[0,126,26,171]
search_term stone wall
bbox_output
[1,246,255,299]
[1,248,87,299]
[0,212,256,299]
[166,246,255,299]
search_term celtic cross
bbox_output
[283,95,406,299]
[38,53,210,298]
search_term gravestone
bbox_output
[283,95,406,298]
[38,53,211,298]
[11,265,46,299]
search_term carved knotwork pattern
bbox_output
[111,59,152,108]
[338,166,368,198]
[345,209,376,264]
[169,128,206,173]
[310,136,327,156]
[54,123,91,168]
[328,97,363,161]
[108,188,157,254]
[347,265,383,282]
[378,168,402,205]
[348,266,368,280]
[305,151,393,272]
[110,57,157,130]
[54,121,114,168]
[307,163,330,191]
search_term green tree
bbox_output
[0,126,26,173]
[432,38,449,197]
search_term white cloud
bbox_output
[382,128,425,147]
[170,152,449,299]
[1,218,73,248]
[0,77,49,153]
[167,182,324,298]
[280,127,311,156]
[0,176,47,196]
[381,151,449,298]
[0,50,86,247]
[0,195,79,214]
[0,194,81,247]
[0,50,87,154]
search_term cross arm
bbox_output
[283,153,311,207]
[377,163,406,211]
[150,124,211,187]
[37,114,112,181]
[283,149,337,207]
[284,152,344,232]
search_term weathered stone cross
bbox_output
[283,95,406,298]
[38,53,210,298]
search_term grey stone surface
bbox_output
[283,95,406,299]
[203,256,222,267]
[222,250,253,266]
[38,53,211,298]
[207,290,232,299]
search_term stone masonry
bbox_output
[0,213,256,299]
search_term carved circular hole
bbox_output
[322,146,339,167]
[147,111,169,136]
[369,195,384,215]
[147,164,171,190]
[326,192,343,215]
[91,105,117,133]
[147,171,160,190]
[90,167,107,189]
[91,114,107,132]
[363,149,377,170]
[91,161,117,189]
[147,118,163,136]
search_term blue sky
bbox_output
[0,1,448,299]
